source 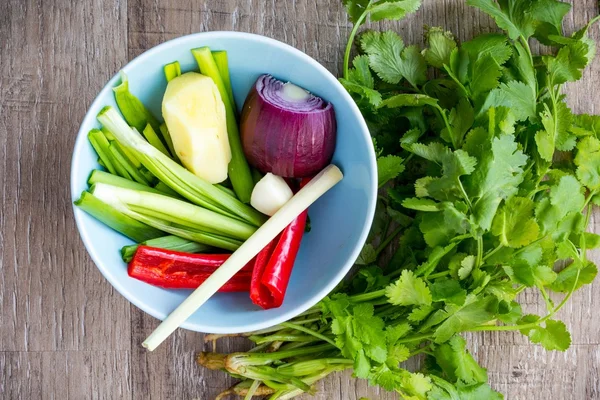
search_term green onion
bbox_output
[88,129,117,175]
[126,212,242,251]
[120,235,212,262]
[91,183,257,241]
[212,51,236,109]
[108,142,150,185]
[142,123,171,157]
[164,61,182,82]
[158,123,179,162]
[74,191,163,242]
[97,106,266,227]
[192,47,254,203]
[113,71,161,132]
[88,170,175,197]
[153,181,182,198]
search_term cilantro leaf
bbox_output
[342,0,371,24]
[535,100,574,161]
[340,55,383,106]
[467,0,533,40]
[399,45,428,87]
[361,30,406,84]
[386,270,433,306]
[491,196,540,248]
[381,93,440,108]
[368,0,422,22]
[544,40,590,87]
[423,27,457,68]
[430,279,467,306]
[519,317,571,351]
[433,296,498,343]
[378,155,405,187]
[456,383,504,400]
[461,34,512,65]
[470,54,502,100]
[575,136,600,190]
[403,198,442,212]
[480,81,536,121]
[465,132,528,230]
[550,261,598,292]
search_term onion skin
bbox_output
[240,75,336,178]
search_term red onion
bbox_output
[240,74,337,178]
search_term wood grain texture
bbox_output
[0,0,598,399]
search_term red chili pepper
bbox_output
[250,178,310,309]
[128,246,253,291]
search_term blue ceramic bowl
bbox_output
[71,32,377,334]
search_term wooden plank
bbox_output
[0,351,131,399]
[0,0,131,354]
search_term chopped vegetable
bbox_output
[74,191,162,242]
[87,129,117,175]
[91,183,257,242]
[212,50,236,110]
[121,235,212,262]
[158,123,178,161]
[113,71,161,133]
[163,61,182,82]
[192,47,255,203]
[128,246,252,290]
[97,106,266,227]
[142,123,171,157]
[250,173,294,216]
[142,164,343,351]
[162,72,232,183]
[240,74,337,178]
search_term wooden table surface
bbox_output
[2,0,600,399]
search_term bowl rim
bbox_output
[70,30,377,334]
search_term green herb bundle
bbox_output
[199,1,600,398]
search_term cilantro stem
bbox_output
[476,237,484,268]
[538,285,554,312]
[250,334,316,344]
[280,322,337,347]
[482,244,503,262]
[349,289,386,302]
[427,270,450,280]
[397,333,433,344]
[343,3,372,80]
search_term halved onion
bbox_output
[240,75,336,178]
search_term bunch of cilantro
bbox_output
[199,1,600,399]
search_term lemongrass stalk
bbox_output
[88,129,117,174]
[192,47,254,203]
[142,165,343,351]
[92,183,256,240]
[142,123,171,156]
[113,71,161,132]
[74,191,162,242]
[97,106,266,226]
